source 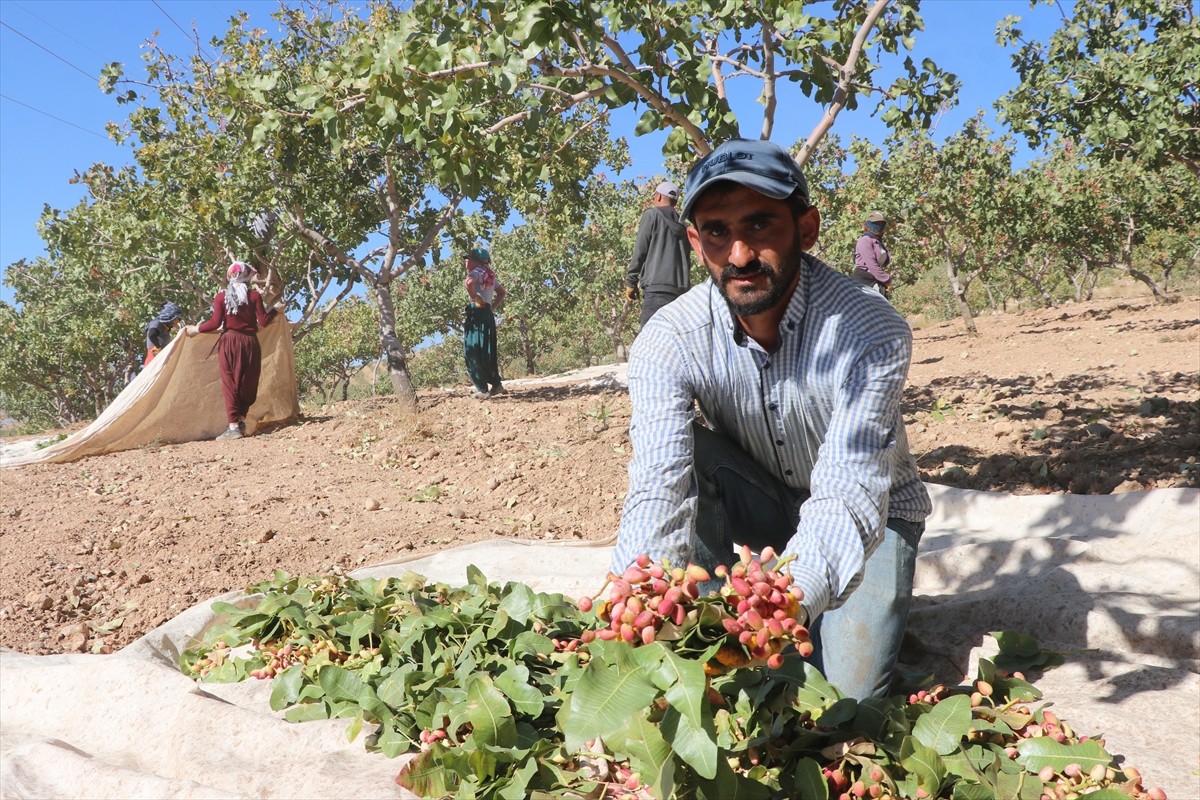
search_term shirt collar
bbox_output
[722,252,815,348]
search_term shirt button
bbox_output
[768,404,778,411]
[775,439,784,446]
[787,322,795,330]
[785,469,793,476]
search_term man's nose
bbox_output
[728,238,756,267]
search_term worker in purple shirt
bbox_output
[852,211,892,298]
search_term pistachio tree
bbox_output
[203,3,622,406]
[293,296,382,404]
[0,163,221,427]
[491,175,648,374]
[6,0,957,425]
[998,0,1199,176]
[1030,145,1198,301]
[872,116,1019,333]
[0,254,139,427]
[392,175,644,383]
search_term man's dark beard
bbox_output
[715,235,804,317]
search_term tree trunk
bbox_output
[1016,255,1056,308]
[373,284,417,407]
[1120,266,1169,302]
[1114,210,1167,301]
[520,319,537,375]
[981,281,1000,313]
[943,255,977,335]
[1083,267,1099,301]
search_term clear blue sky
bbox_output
[0,0,1065,303]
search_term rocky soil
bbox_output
[1,293,1197,657]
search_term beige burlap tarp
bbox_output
[1,321,298,468]
[1,485,1197,799]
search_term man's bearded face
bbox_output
[711,227,804,317]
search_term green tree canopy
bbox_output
[998,0,1200,175]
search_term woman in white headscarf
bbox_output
[186,261,278,440]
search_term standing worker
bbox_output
[852,211,893,298]
[186,261,279,440]
[144,301,183,366]
[611,140,930,701]
[625,180,692,327]
[463,247,507,399]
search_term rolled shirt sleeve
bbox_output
[784,335,911,620]
[611,328,699,573]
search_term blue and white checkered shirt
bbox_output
[612,254,931,619]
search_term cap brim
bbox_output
[681,173,798,221]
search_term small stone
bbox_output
[1112,479,1143,494]
[257,529,276,544]
[25,592,53,610]
[363,498,381,511]
[1085,422,1114,438]
[487,477,501,491]
[131,572,152,585]
[59,623,88,652]
[448,507,467,519]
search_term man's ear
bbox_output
[798,206,821,251]
[686,224,703,257]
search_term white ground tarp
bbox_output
[2,485,1198,798]
[1,322,298,468]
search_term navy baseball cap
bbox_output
[681,138,809,221]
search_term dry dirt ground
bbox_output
[1,294,1197,657]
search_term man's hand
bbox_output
[185,325,200,337]
[624,286,638,303]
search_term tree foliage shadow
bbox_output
[903,369,1199,494]
[899,488,1200,709]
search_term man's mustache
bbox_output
[719,260,768,281]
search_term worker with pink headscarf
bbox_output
[186,261,279,440]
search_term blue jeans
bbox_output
[692,424,922,700]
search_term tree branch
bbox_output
[795,0,890,167]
